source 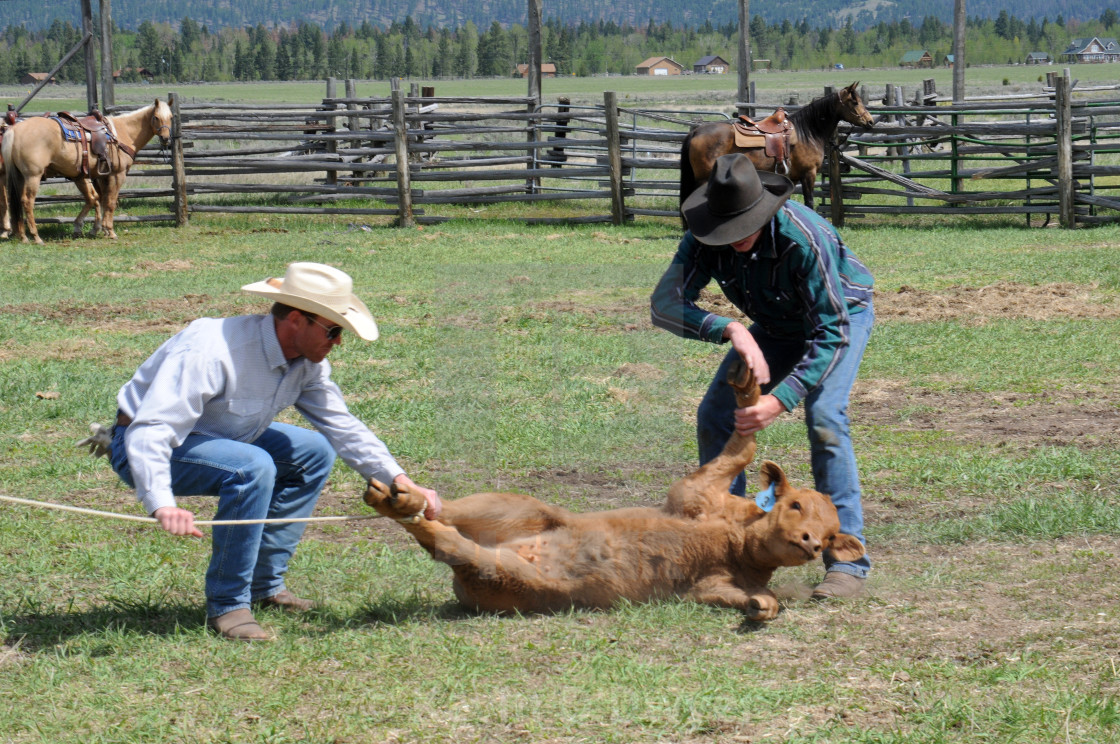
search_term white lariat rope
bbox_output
[0,423,427,527]
[0,493,387,527]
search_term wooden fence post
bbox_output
[1055,70,1074,228]
[345,79,361,183]
[604,91,625,225]
[169,92,188,226]
[527,0,543,193]
[829,132,844,226]
[80,0,98,111]
[894,86,914,208]
[98,0,114,109]
[324,77,338,186]
[391,88,414,228]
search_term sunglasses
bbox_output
[302,312,343,340]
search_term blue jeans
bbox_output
[696,305,874,578]
[111,421,335,618]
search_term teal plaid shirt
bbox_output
[650,200,874,411]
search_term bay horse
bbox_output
[2,99,172,244]
[680,82,873,219]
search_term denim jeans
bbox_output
[696,304,874,578]
[111,421,335,618]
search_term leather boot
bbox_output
[811,571,866,600]
[207,608,273,641]
[252,589,316,612]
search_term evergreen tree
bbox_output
[276,43,292,79]
[180,17,200,50]
[456,22,478,77]
[434,30,454,77]
[256,37,276,79]
[138,21,162,69]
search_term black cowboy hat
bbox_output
[682,153,795,246]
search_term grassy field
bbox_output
[1,210,1118,743]
[4,62,1118,113]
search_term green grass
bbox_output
[7,61,1119,112]
[2,216,1120,742]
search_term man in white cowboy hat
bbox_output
[108,261,441,641]
[651,153,875,601]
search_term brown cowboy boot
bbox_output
[207,608,273,642]
[811,571,866,600]
[252,589,316,612]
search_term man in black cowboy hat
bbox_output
[651,153,875,600]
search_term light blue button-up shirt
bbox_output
[117,314,405,514]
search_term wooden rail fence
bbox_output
[17,74,1120,232]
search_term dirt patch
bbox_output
[787,536,1120,681]
[533,292,653,332]
[876,281,1120,323]
[4,295,243,336]
[853,378,1120,449]
[701,282,1120,325]
[611,362,665,380]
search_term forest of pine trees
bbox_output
[1,11,1117,86]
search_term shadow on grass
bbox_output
[2,595,476,651]
[2,599,208,651]
[4,593,793,649]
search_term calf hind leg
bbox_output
[364,479,562,612]
[664,360,761,517]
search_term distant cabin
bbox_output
[900,50,933,68]
[693,55,730,74]
[1060,37,1120,63]
[20,72,57,85]
[515,63,557,78]
[1026,52,1052,65]
[636,56,684,76]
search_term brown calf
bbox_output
[364,361,863,620]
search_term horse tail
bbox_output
[679,127,698,228]
[6,154,23,232]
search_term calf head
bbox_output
[754,460,864,568]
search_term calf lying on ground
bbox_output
[364,361,863,620]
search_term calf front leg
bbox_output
[686,575,780,621]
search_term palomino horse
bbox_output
[680,82,874,218]
[2,99,172,244]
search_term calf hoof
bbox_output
[726,359,757,395]
[746,595,779,621]
[364,478,426,521]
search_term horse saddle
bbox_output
[48,111,134,177]
[733,108,793,170]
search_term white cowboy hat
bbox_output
[242,262,379,341]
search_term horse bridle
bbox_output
[150,114,171,141]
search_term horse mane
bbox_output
[790,91,842,147]
[110,99,163,126]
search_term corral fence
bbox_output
[24,74,1120,231]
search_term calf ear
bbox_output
[759,460,788,490]
[826,533,865,562]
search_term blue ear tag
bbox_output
[754,482,776,513]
